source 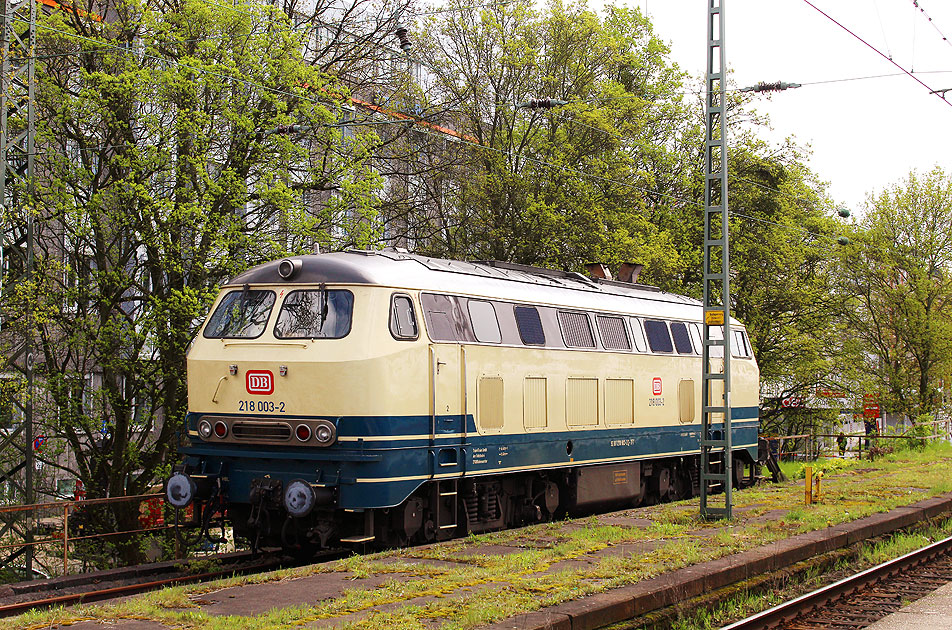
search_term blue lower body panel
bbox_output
[180,408,759,509]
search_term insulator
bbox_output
[395,23,412,52]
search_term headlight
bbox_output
[198,420,213,439]
[214,421,228,438]
[314,422,336,445]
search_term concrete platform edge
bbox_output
[480,492,952,630]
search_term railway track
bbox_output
[0,548,346,618]
[723,534,952,630]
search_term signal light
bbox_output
[214,421,228,438]
[837,207,851,218]
[837,236,850,246]
[295,424,312,442]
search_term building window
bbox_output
[514,306,545,346]
[558,311,595,348]
[644,319,673,353]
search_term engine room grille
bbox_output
[232,422,292,441]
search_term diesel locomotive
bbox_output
[166,250,760,550]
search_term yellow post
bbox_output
[804,466,813,505]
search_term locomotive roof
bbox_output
[226,250,711,320]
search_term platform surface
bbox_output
[10,452,952,630]
[865,582,952,630]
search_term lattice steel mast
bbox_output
[700,0,733,519]
[0,0,36,574]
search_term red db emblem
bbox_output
[652,378,662,395]
[246,370,274,395]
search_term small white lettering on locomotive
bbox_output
[472,447,488,465]
[648,397,665,406]
[611,438,635,447]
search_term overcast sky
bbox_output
[633,0,952,214]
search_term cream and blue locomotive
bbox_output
[166,251,760,549]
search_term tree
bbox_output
[725,137,855,434]
[1,0,383,563]
[410,0,699,280]
[837,167,952,420]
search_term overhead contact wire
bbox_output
[909,0,952,52]
[801,0,952,108]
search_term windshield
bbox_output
[203,289,276,339]
[274,289,354,339]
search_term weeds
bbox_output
[8,444,952,630]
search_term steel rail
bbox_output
[721,533,952,630]
[0,548,345,618]
[0,568,233,616]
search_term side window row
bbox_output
[397,292,753,358]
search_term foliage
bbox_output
[412,0,856,428]
[788,457,856,480]
[725,138,857,428]
[0,0,383,563]
[836,167,952,420]
[412,0,698,281]
[903,414,939,451]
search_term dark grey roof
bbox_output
[223,250,700,313]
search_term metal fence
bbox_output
[763,419,952,462]
[0,493,201,579]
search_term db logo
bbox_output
[652,378,662,396]
[246,370,274,395]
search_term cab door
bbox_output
[429,343,466,478]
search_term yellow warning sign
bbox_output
[705,310,725,326]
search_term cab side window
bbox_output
[390,294,418,340]
[644,319,674,353]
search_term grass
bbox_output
[7,442,952,630]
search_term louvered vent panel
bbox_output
[605,379,634,425]
[566,377,598,426]
[524,377,548,429]
[478,377,505,429]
